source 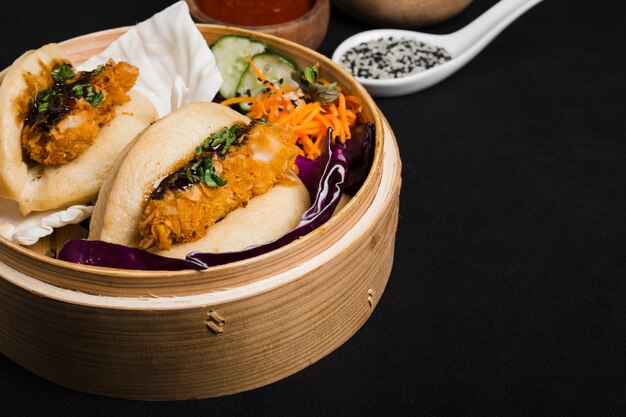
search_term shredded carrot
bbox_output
[223,59,364,160]
[220,96,255,107]
[338,93,350,142]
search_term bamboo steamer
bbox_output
[0,25,402,400]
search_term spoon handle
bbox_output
[447,0,544,56]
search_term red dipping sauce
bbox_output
[197,0,313,26]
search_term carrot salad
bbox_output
[220,61,363,160]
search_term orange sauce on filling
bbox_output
[196,0,312,26]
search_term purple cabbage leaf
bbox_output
[58,239,206,271]
[344,122,375,195]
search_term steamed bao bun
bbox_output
[89,102,311,259]
[0,43,157,214]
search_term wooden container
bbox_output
[0,25,402,400]
[332,0,473,27]
[186,0,330,50]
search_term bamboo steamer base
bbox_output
[0,120,401,400]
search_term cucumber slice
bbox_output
[211,35,267,99]
[236,52,299,111]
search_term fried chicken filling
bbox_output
[21,60,138,165]
[139,122,300,251]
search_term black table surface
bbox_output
[1,1,624,415]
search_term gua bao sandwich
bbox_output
[88,102,311,259]
[0,43,157,214]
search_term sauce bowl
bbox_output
[186,0,330,50]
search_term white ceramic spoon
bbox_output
[331,0,544,98]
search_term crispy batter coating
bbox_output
[139,122,300,250]
[21,60,138,165]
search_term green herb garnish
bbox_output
[184,124,244,189]
[292,65,340,105]
[89,64,105,77]
[86,90,104,107]
[151,122,256,199]
[302,65,318,84]
[188,124,245,188]
[29,63,106,123]
[184,156,225,188]
[51,63,75,83]
[203,124,242,155]
[36,101,50,113]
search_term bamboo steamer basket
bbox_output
[0,25,402,400]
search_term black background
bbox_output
[1,0,625,415]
